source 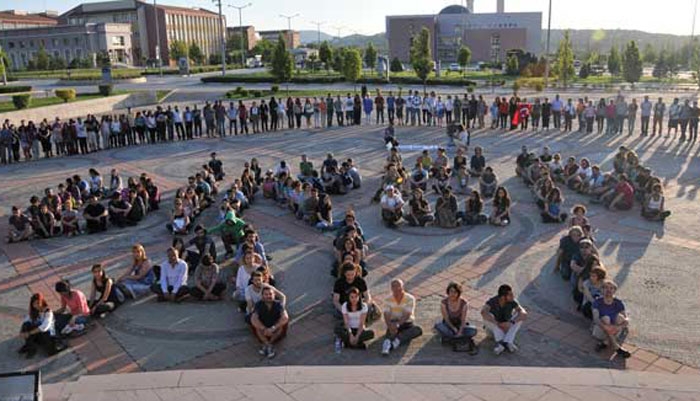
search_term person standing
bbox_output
[193,105,203,138]
[363,95,374,125]
[615,96,628,135]
[227,102,238,136]
[627,98,638,136]
[480,284,527,355]
[269,97,279,131]
[387,91,396,125]
[395,91,405,126]
[412,92,423,126]
[652,97,665,136]
[173,106,185,140]
[551,95,563,130]
[334,95,344,126]
[541,98,551,130]
[679,99,692,142]
[375,90,385,125]
[690,100,699,142]
[640,96,652,136]
[326,93,335,127]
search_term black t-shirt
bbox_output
[254,300,284,328]
[516,153,530,168]
[208,159,223,174]
[558,235,580,264]
[333,277,368,305]
[9,214,30,231]
[470,155,485,171]
[85,203,106,218]
[486,296,520,322]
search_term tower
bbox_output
[497,0,505,13]
[467,0,474,12]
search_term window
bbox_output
[52,38,58,47]
[64,49,71,62]
[74,37,80,45]
[19,41,25,48]
[8,41,15,49]
[112,36,125,46]
[63,38,69,45]
[75,48,82,59]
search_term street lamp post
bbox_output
[229,3,252,69]
[310,20,324,46]
[279,13,300,49]
[153,0,162,76]
[0,46,7,86]
[212,0,227,76]
[543,0,552,88]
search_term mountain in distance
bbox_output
[300,28,692,55]
[299,30,387,51]
[546,29,695,54]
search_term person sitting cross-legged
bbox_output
[18,293,62,359]
[435,282,477,353]
[592,280,631,358]
[190,254,226,301]
[381,278,423,356]
[245,270,286,323]
[334,287,376,351]
[54,279,89,337]
[480,284,528,355]
[83,194,108,233]
[8,206,34,243]
[380,185,404,227]
[251,285,289,359]
[151,247,189,302]
[116,244,155,299]
[333,262,373,318]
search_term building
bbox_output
[259,30,300,49]
[60,0,224,66]
[226,26,257,51]
[386,1,541,65]
[0,10,58,30]
[0,23,132,69]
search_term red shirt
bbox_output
[616,181,634,206]
[61,290,90,316]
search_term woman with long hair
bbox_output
[334,287,375,350]
[88,264,123,318]
[490,186,511,226]
[116,244,155,299]
[18,293,60,358]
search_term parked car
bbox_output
[449,63,461,72]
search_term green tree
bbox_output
[390,57,403,73]
[410,27,434,91]
[505,54,519,76]
[622,40,643,85]
[0,48,8,78]
[579,63,590,79]
[48,55,66,70]
[169,40,189,61]
[343,48,362,84]
[457,46,471,76]
[307,53,318,71]
[318,41,333,73]
[226,33,248,53]
[35,45,50,70]
[666,51,679,78]
[555,30,575,87]
[189,42,204,65]
[642,43,657,64]
[364,42,377,74]
[251,39,275,62]
[608,46,621,75]
[270,33,293,82]
[653,49,668,78]
[96,51,111,67]
[332,48,345,73]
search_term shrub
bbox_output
[0,85,31,94]
[534,81,544,92]
[466,85,474,93]
[235,86,243,93]
[98,84,114,96]
[251,90,262,98]
[512,80,521,93]
[271,85,279,93]
[54,88,77,103]
[239,89,249,97]
[12,94,32,109]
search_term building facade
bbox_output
[60,0,224,66]
[259,30,300,49]
[0,10,58,30]
[227,26,257,51]
[386,2,541,65]
[0,23,132,69]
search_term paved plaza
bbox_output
[1,91,700,385]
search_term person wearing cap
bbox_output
[380,185,404,227]
[592,280,631,358]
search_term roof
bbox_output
[61,0,139,17]
[0,11,58,24]
[156,3,218,17]
[439,5,470,15]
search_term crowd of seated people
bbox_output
[517,145,671,223]
[375,144,509,228]
[7,169,160,243]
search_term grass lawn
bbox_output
[0,91,129,113]
[156,90,172,102]
[9,68,143,80]
[221,69,495,81]
[226,88,353,100]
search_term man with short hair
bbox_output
[652,97,665,136]
[592,280,631,358]
[381,279,423,355]
[108,192,132,228]
[387,91,396,125]
[481,284,528,355]
[640,96,652,136]
[380,185,404,227]
[251,286,289,358]
[551,95,563,130]
[83,195,108,233]
[333,262,372,316]
[151,247,189,302]
[8,206,33,243]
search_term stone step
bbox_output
[42,365,700,401]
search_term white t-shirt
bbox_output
[342,302,368,329]
[381,193,403,209]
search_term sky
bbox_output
[15,0,700,37]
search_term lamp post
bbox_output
[310,20,324,46]
[332,25,344,44]
[279,13,300,49]
[229,2,251,69]
[0,46,7,86]
[543,0,552,88]
[212,0,227,76]
[153,0,162,76]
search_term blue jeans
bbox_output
[434,321,477,343]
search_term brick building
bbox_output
[259,29,300,49]
[227,25,257,51]
[386,1,541,65]
[0,10,58,30]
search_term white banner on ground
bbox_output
[396,145,441,152]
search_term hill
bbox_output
[299,30,387,51]
[546,29,693,54]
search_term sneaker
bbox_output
[381,339,392,356]
[494,343,505,355]
[267,346,276,359]
[392,338,401,350]
[616,348,632,359]
[61,325,74,336]
[258,346,267,356]
[595,341,607,352]
[505,342,518,353]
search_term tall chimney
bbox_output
[467,0,474,12]
[497,0,504,13]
